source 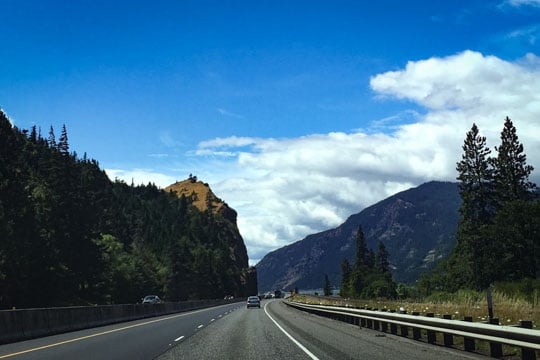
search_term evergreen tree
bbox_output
[456,123,494,224]
[375,241,390,273]
[429,118,537,292]
[491,116,536,207]
[350,225,368,295]
[0,112,250,308]
[339,258,351,297]
[48,126,56,148]
[58,124,69,154]
[453,123,495,289]
[323,274,331,296]
[354,225,368,270]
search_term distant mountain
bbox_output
[256,181,461,292]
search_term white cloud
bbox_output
[105,168,176,188]
[105,51,540,265]
[205,51,540,264]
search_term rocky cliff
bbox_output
[165,177,249,272]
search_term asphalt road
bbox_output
[159,299,484,360]
[0,302,243,360]
[0,299,485,360]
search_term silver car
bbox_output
[246,296,260,308]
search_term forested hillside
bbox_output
[0,110,251,309]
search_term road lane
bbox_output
[1,299,488,359]
[158,299,307,359]
[160,299,485,360]
[0,302,243,360]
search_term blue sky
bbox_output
[2,0,540,264]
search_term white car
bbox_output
[142,295,162,304]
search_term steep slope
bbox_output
[256,181,460,292]
[165,177,249,271]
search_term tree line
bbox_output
[420,116,539,294]
[0,110,249,309]
[336,116,538,300]
[339,226,395,298]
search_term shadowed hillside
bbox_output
[256,181,460,292]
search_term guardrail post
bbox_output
[412,312,421,340]
[519,320,536,360]
[442,314,453,347]
[380,309,388,332]
[389,310,397,334]
[488,318,503,358]
[373,309,380,331]
[463,316,475,352]
[399,310,408,337]
[426,313,436,344]
[365,308,373,329]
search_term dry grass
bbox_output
[165,179,225,213]
[290,292,539,358]
[291,291,539,328]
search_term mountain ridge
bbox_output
[256,181,460,292]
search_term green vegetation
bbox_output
[340,226,396,299]
[338,117,538,306]
[0,111,249,309]
[419,117,538,294]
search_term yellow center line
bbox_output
[0,306,219,359]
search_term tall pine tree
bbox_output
[491,116,536,207]
[453,123,495,289]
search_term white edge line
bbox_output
[264,302,319,360]
[174,336,184,342]
[197,324,204,329]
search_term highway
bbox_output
[0,299,484,360]
[161,299,483,359]
[0,302,242,360]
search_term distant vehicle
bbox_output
[142,295,162,304]
[274,290,282,298]
[246,296,261,308]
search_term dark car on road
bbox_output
[246,296,261,308]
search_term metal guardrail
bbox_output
[286,300,539,359]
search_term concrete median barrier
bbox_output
[0,310,24,344]
[0,298,238,345]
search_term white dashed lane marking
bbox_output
[174,336,184,342]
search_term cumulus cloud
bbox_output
[204,51,540,264]
[105,51,540,265]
